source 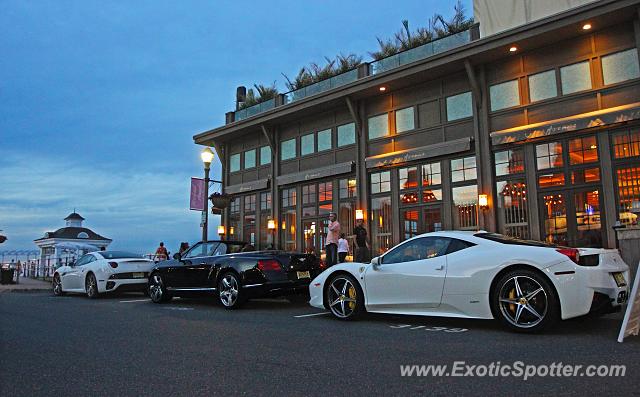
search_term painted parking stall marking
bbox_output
[390,324,469,333]
[119,299,150,303]
[294,312,330,318]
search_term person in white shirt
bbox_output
[337,233,349,263]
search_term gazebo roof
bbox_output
[34,227,110,242]
[64,212,85,221]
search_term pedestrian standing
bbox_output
[337,233,349,263]
[179,242,190,255]
[354,219,370,263]
[154,242,168,262]
[325,213,340,267]
[15,260,21,284]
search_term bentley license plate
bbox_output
[613,272,626,287]
[297,271,310,279]
[132,272,145,278]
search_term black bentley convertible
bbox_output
[147,240,324,308]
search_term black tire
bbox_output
[325,274,365,320]
[218,272,245,310]
[85,273,99,299]
[148,273,172,303]
[491,268,559,333]
[52,274,65,296]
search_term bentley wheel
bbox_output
[492,269,559,333]
[218,272,244,309]
[85,273,99,299]
[148,273,172,303]
[53,274,64,296]
[325,274,364,320]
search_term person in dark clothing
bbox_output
[353,219,370,263]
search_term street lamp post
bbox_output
[201,147,215,242]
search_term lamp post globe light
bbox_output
[201,147,215,242]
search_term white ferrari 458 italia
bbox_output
[53,251,155,298]
[309,231,630,332]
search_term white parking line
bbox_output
[294,312,330,318]
[119,299,150,303]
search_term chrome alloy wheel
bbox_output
[327,277,358,319]
[85,274,98,298]
[149,274,164,302]
[219,274,239,307]
[498,275,548,329]
[53,274,63,296]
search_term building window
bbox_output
[496,180,529,239]
[260,146,271,166]
[490,79,519,111]
[368,114,388,139]
[528,70,557,102]
[560,61,591,95]
[260,192,271,211]
[230,153,241,172]
[399,167,418,190]
[244,149,256,169]
[301,133,315,156]
[421,162,441,186]
[571,167,600,184]
[317,129,332,152]
[281,138,296,161]
[451,156,477,182]
[568,136,598,165]
[616,166,640,226]
[244,194,256,212]
[337,123,356,147]
[370,171,391,194]
[281,209,296,251]
[228,199,240,241]
[446,91,473,121]
[495,149,524,176]
[395,107,415,133]
[302,184,316,205]
[452,185,478,230]
[602,48,640,86]
[370,196,392,256]
[612,130,640,159]
[318,181,333,202]
[536,142,563,170]
[230,197,240,213]
[538,172,565,188]
[339,178,357,199]
[281,187,296,207]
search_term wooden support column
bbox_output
[346,96,368,217]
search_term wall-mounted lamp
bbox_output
[267,219,276,230]
[355,209,364,221]
[217,225,225,236]
[582,23,592,30]
[509,46,518,53]
[478,194,489,210]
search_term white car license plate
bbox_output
[613,272,626,287]
[132,272,145,278]
[297,271,310,279]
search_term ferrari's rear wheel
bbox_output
[218,272,244,309]
[53,274,64,296]
[85,273,99,299]
[492,269,559,333]
[148,273,172,303]
[325,274,364,320]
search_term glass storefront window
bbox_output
[538,172,565,188]
[230,153,241,172]
[422,162,441,186]
[568,136,598,164]
[452,185,478,230]
[281,138,297,161]
[281,209,296,251]
[301,133,315,156]
[395,107,415,133]
[574,190,602,247]
[318,203,332,216]
[318,181,333,202]
[371,196,392,256]
[337,123,356,147]
[244,149,256,169]
[368,114,388,140]
[371,171,391,194]
[259,211,272,248]
[601,48,640,86]
[281,188,296,207]
[542,194,567,246]
[422,189,442,203]
[560,61,591,95]
[244,194,256,212]
[423,207,443,233]
[536,142,563,169]
[303,206,317,217]
[496,180,529,239]
[317,129,332,152]
[490,79,519,111]
[495,149,524,176]
[571,168,600,184]
[446,91,473,121]
[399,167,418,190]
[260,192,271,211]
[243,213,255,246]
[260,146,271,166]
[451,156,477,182]
[302,184,316,204]
[613,130,640,158]
[339,178,357,198]
[401,210,419,240]
[302,220,318,254]
[616,166,640,226]
[528,70,557,102]
[229,197,240,213]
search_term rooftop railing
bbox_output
[234,98,276,121]
[283,68,359,104]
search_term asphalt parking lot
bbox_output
[1,291,639,396]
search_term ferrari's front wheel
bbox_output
[492,269,559,333]
[325,274,364,320]
[148,273,172,303]
[85,273,99,299]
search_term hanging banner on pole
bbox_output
[190,177,205,211]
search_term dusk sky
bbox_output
[0,0,471,255]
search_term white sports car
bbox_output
[309,231,630,332]
[53,251,155,298]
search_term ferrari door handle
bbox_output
[435,265,444,271]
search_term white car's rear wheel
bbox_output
[325,274,364,320]
[493,269,559,333]
[85,273,99,299]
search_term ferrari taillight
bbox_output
[109,262,118,269]
[257,259,281,272]
[556,248,579,264]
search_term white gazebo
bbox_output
[34,212,112,276]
